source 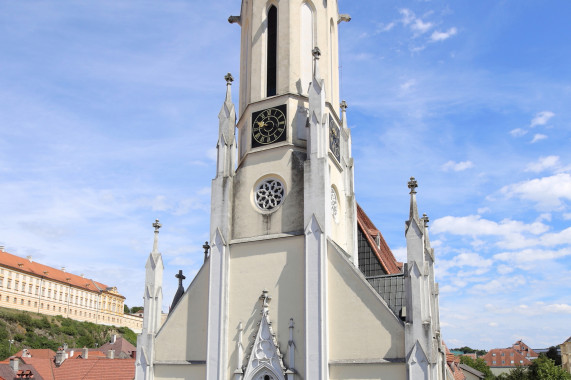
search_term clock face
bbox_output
[251,105,287,148]
[329,116,341,161]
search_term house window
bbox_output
[492,353,496,357]
[7,279,11,289]
[501,353,505,356]
[266,5,277,97]
[511,360,514,364]
[502,360,505,364]
[520,360,523,364]
[493,361,496,364]
[13,297,17,303]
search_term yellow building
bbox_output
[0,248,142,332]
[562,337,571,374]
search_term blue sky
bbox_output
[0,0,569,350]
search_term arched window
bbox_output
[267,5,277,97]
[300,2,314,94]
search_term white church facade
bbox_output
[136,0,450,379]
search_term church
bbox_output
[135,0,448,379]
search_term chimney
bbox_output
[107,350,115,359]
[82,347,88,359]
[55,348,66,366]
[0,246,4,252]
[22,348,31,358]
[9,356,19,372]
[61,267,66,272]
[69,350,74,358]
[26,255,33,262]
[112,334,117,344]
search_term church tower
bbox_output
[138,1,448,380]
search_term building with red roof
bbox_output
[0,248,141,332]
[481,340,539,376]
[5,345,134,380]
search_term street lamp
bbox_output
[9,339,14,353]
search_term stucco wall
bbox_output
[329,362,406,380]
[154,364,205,380]
[227,235,305,378]
[154,260,210,362]
[327,241,405,362]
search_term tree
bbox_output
[124,304,130,314]
[459,356,495,380]
[528,355,570,380]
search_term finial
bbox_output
[408,177,418,194]
[340,100,348,112]
[408,177,419,221]
[152,219,162,253]
[225,73,234,85]
[175,270,186,286]
[312,47,321,60]
[203,241,210,263]
[422,213,429,227]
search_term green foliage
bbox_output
[497,355,571,380]
[0,306,136,361]
[459,356,495,380]
[124,304,130,314]
[453,346,488,357]
[117,326,137,346]
[130,306,143,314]
[528,355,571,380]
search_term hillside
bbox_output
[0,306,137,361]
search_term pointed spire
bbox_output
[340,100,348,124]
[152,219,162,253]
[218,73,236,146]
[408,177,420,222]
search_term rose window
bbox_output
[255,179,285,211]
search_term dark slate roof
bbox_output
[367,273,406,318]
[356,204,402,274]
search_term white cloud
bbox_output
[430,27,458,42]
[432,215,548,237]
[564,213,571,220]
[437,252,493,277]
[400,79,416,91]
[470,275,526,294]
[489,322,499,327]
[494,247,571,267]
[441,160,474,172]
[399,9,433,35]
[500,173,571,210]
[412,18,434,34]
[391,246,407,262]
[477,207,491,214]
[497,265,514,275]
[531,133,547,143]
[530,111,555,128]
[525,155,560,173]
[510,128,527,137]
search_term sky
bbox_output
[0,0,570,351]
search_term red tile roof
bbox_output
[481,348,532,367]
[15,349,56,359]
[356,204,402,274]
[55,358,135,380]
[19,351,135,380]
[0,250,123,298]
